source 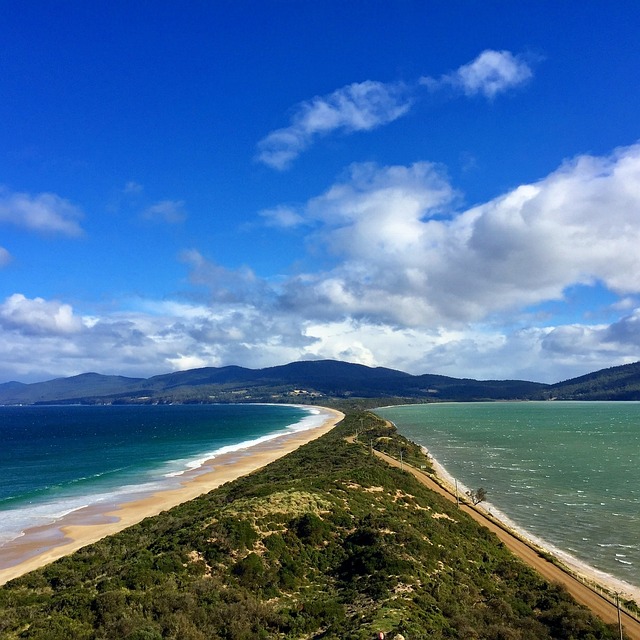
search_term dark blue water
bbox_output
[0,404,321,546]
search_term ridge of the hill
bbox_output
[1,358,639,404]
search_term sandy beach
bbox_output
[0,406,343,586]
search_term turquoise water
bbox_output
[0,404,322,549]
[376,402,640,590]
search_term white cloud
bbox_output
[256,49,533,170]
[179,249,272,304]
[1,290,637,384]
[0,294,84,336]
[258,205,306,228]
[157,143,640,382]
[4,142,640,385]
[142,199,187,224]
[0,247,11,267]
[0,292,319,382]
[0,188,84,236]
[268,144,640,329]
[256,80,412,170]
[166,353,209,371]
[124,181,144,195]
[603,309,640,346]
[454,49,533,98]
[422,49,533,99]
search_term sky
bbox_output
[2,1,640,384]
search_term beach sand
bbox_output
[0,406,343,586]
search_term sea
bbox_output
[0,403,324,551]
[376,401,640,595]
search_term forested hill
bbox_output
[544,361,640,400]
[0,412,620,639]
[1,359,639,405]
[0,360,545,404]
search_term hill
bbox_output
[0,360,545,405]
[543,361,640,400]
[2,359,640,405]
[0,412,620,639]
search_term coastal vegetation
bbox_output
[0,412,622,639]
[466,487,488,506]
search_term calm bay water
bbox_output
[0,403,320,548]
[376,402,640,591]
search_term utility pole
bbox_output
[455,479,460,508]
[400,449,404,471]
[616,592,623,640]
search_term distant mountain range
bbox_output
[1,359,640,405]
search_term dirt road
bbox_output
[370,445,640,639]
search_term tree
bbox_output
[467,487,487,505]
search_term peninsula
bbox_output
[0,411,631,639]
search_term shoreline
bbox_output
[419,443,640,606]
[0,406,344,586]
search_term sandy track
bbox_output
[370,445,640,639]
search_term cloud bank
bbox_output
[3,143,640,383]
[265,144,640,331]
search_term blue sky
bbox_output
[2,1,640,383]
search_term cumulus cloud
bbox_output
[0,247,11,267]
[0,188,84,236]
[142,199,187,224]
[0,294,84,336]
[537,311,640,379]
[164,144,640,381]
[266,144,640,329]
[422,49,533,98]
[256,80,412,170]
[603,309,640,346]
[175,145,640,364]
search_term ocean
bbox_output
[0,403,322,550]
[376,402,640,594]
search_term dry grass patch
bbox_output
[222,490,333,521]
[432,512,455,521]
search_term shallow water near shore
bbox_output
[0,403,317,550]
[376,402,640,596]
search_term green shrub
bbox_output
[289,512,330,545]
[232,553,266,589]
